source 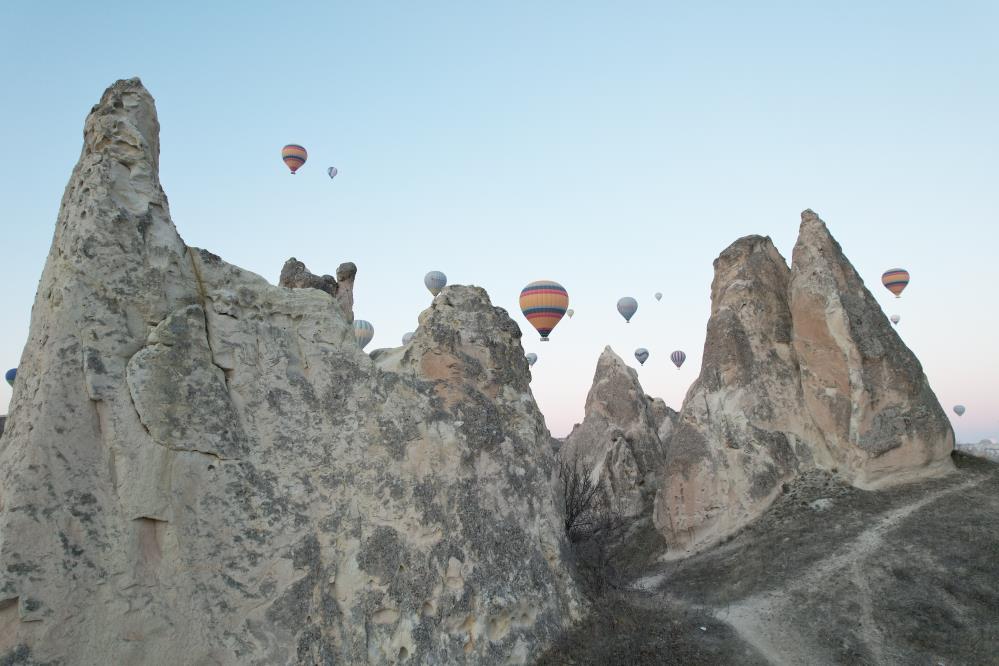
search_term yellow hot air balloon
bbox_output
[881,269,910,298]
[519,281,568,342]
[282,144,308,174]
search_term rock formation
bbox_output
[789,210,954,487]
[561,347,675,520]
[654,236,832,555]
[654,214,954,556]
[279,257,356,321]
[0,78,580,665]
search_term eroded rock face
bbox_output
[0,78,579,665]
[654,236,830,556]
[561,347,674,521]
[279,257,355,321]
[789,210,954,488]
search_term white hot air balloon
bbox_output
[353,320,374,350]
[890,314,900,325]
[634,348,649,365]
[566,309,575,319]
[424,271,447,296]
[617,297,638,323]
[655,292,663,302]
[526,353,538,367]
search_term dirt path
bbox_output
[713,477,985,665]
[538,455,999,665]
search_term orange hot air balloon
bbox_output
[881,269,910,298]
[282,144,308,174]
[519,280,569,342]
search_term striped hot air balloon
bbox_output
[353,320,374,350]
[327,166,338,179]
[881,269,910,298]
[424,271,447,296]
[4,368,15,387]
[670,350,686,368]
[526,353,538,367]
[281,144,308,174]
[634,348,649,365]
[520,280,569,342]
[617,297,638,323]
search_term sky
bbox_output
[0,2,996,442]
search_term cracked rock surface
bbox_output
[0,78,580,665]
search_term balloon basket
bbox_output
[540,337,549,342]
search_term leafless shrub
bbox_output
[556,456,627,593]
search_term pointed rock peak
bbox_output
[800,208,821,223]
[85,77,161,178]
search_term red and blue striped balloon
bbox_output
[281,144,308,174]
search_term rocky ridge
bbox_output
[0,78,580,665]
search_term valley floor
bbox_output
[538,453,999,665]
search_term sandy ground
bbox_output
[538,453,999,665]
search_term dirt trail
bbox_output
[714,477,985,666]
[538,454,999,665]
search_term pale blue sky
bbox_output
[1,2,996,440]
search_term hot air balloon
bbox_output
[617,297,638,323]
[881,269,910,298]
[353,320,374,350]
[953,405,966,416]
[634,348,649,365]
[4,368,15,387]
[402,332,415,345]
[526,353,538,367]
[327,166,338,179]
[655,292,663,302]
[670,350,686,368]
[520,280,569,342]
[566,309,575,319]
[281,144,308,174]
[890,314,901,325]
[424,271,447,297]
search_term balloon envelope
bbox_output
[953,405,966,416]
[617,297,638,323]
[526,353,538,367]
[424,271,447,296]
[281,144,307,174]
[655,292,663,301]
[520,281,569,341]
[881,269,910,297]
[890,314,900,325]
[634,348,649,365]
[353,320,374,350]
[4,368,15,387]
[402,332,415,345]
[670,350,686,368]
[327,166,338,179]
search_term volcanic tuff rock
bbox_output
[653,215,954,556]
[561,347,675,520]
[654,236,832,556]
[789,210,954,487]
[0,78,580,665]
[278,256,357,321]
